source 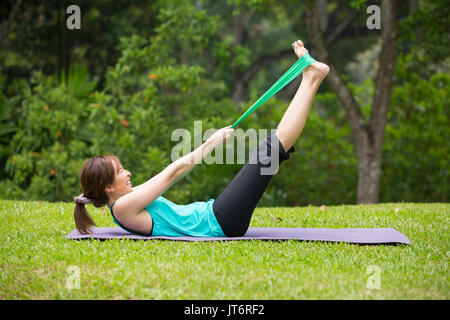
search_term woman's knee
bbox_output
[274,129,291,154]
[225,225,249,237]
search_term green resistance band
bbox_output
[230,52,316,129]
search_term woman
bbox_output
[74,40,329,237]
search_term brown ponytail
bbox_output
[74,202,96,234]
[74,155,121,234]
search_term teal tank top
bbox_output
[109,196,225,237]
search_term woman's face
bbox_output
[109,160,133,196]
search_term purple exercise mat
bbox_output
[67,227,410,245]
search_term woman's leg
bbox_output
[213,41,329,237]
[212,130,294,237]
[275,41,330,152]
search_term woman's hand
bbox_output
[206,126,235,148]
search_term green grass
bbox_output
[0,200,448,299]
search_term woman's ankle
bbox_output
[303,61,330,81]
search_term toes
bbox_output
[291,40,304,48]
[291,40,308,58]
[294,48,308,59]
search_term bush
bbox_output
[0,67,96,201]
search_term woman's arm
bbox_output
[115,126,234,215]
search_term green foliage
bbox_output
[0,0,161,86]
[1,69,96,201]
[349,0,369,11]
[0,76,23,178]
[0,0,235,203]
[381,54,450,202]
[226,0,275,15]
[399,0,450,64]
[0,0,448,205]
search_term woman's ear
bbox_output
[105,184,113,194]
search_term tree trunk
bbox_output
[232,69,248,104]
[306,0,398,203]
[357,148,382,203]
[363,0,397,203]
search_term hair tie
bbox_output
[74,194,91,205]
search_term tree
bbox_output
[305,0,398,203]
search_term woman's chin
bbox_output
[123,186,133,194]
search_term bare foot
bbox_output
[292,40,329,80]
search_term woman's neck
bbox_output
[107,196,119,209]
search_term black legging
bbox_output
[212,129,295,237]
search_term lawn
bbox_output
[0,200,448,299]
